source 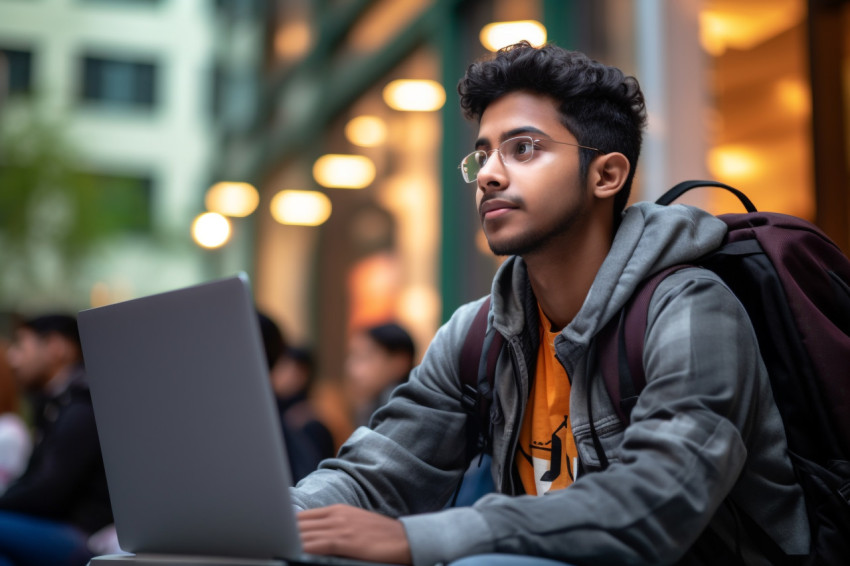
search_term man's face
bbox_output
[474,91,592,257]
[6,328,52,390]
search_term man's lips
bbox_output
[479,198,519,220]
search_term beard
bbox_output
[485,199,589,257]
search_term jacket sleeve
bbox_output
[290,298,485,517]
[402,271,788,565]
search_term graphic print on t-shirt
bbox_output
[516,307,579,495]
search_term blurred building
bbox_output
[0,0,267,309]
[211,0,850,389]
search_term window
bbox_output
[0,48,33,95]
[81,55,157,109]
[73,171,154,234]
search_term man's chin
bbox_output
[486,235,539,257]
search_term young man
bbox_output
[292,43,809,565]
[1,314,113,566]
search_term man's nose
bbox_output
[476,150,508,190]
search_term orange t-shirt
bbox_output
[516,305,579,495]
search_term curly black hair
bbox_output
[458,41,647,222]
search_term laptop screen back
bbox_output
[78,274,301,559]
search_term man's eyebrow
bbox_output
[474,126,548,149]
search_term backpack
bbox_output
[458,180,850,563]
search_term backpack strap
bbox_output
[452,296,505,505]
[459,296,492,424]
[658,180,757,212]
[598,266,683,425]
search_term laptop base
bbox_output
[89,554,399,566]
[89,555,286,566]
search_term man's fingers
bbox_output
[295,505,412,564]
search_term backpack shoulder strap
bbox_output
[460,296,491,404]
[452,296,503,506]
[459,296,504,459]
[598,266,684,425]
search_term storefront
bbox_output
[209,0,849,440]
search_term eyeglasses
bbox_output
[459,135,602,183]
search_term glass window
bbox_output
[81,55,157,109]
[73,171,154,234]
[0,48,33,95]
[701,0,813,219]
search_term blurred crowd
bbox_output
[0,309,418,566]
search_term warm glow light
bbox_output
[382,80,446,112]
[90,282,111,308]
[345,115,388,147]
[707,146,762,180]
[397,285,441,326]
[275,20,312,61]
[699,3,804,56]
[776,79,810,117]
[205,182,259,217]
[479,20,547,52]
[313,154,376,189]
[192,212,231,248]
[270,190,332,226]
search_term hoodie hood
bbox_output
[490,202,728,348]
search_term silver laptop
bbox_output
[79,274,394,566]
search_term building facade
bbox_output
[0,0,265,310]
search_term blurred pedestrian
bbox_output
[0,314,112,566]
[0,337,31,495]
[258,312,333,484]
[270,345,335,483]
[344,322,415,428]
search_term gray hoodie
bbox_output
[291,202,810,565]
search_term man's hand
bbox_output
[297,504,413,565]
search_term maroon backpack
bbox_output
[459,180,850,563]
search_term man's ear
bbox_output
[588,152,630,200]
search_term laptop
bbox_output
[78,274,397,566]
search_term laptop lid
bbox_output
[78,274,301,560]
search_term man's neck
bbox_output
[524,218,614,330]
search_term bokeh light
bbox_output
[205,182,259,217]
[313,154,376,189]
[192,212,231,248]
[382,80,446,112]
[345,115,388,147]
[270,190,332,226]
[479,20,547,52]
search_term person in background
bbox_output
[344,322,416,428]
[0,314,112,566]
[270,345,335,483]
[0,338,31,494]
[258,312,333,484]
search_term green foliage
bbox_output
[0,112,152,308]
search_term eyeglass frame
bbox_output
[458,135,603,184]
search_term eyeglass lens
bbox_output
[460,136,535,183]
